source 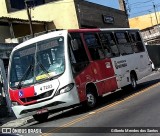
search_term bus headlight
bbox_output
[55,83,74,96]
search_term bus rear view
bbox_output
[8,30,80,122]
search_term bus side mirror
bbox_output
[71,39,79,51]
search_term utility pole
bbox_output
[118,0,129,26]
[149,11,153,26]
[25,0,34,38]
[119,0,128,16]
[153,2,159,25]
[123,0,128,16]
[150,16,154,26]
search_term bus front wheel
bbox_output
[33,112,49,122]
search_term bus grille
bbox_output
[20,89,54,103]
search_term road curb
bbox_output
[1,116,34,127]
[26,117,35,124]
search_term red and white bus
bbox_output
[8,28,152,122]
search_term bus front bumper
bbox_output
[12,87,80,118]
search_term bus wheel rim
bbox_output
[87,93,95,106]
[131,76,136,88]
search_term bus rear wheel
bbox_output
[33,112,49,123]
[86,90,97,108]
[130,74,137,89]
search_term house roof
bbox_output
[0,16,51,25]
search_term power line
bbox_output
[130,3,160,12]
[131,5,152,9]
[129,0,153,6]
[153,2,159,24]
[130,4,160,15]
[128,0,160,17]
[131,8,153,16]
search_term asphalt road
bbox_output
[24,70,160,136]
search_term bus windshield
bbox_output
[9,36,65,89]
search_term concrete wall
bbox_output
[0,0,8,16]
[129,12,160,30]
[3,0,79,30]
[146,45,160,68]
[75,0,129,28]
[0,0,130,39]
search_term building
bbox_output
[129,11,160,30]
[0,0,129,43]
[129,12,160,44]
[141,24,160,45]
[75,0,129,28]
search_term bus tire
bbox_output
[130,73,137,90]
[86,90,97,108]
[33,112,49,122]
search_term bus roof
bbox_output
[12,30,68,51]
[12,28,140,52]
[100,28,139,31]
[68,28,139,33]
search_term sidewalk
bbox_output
[0,114,34,127]
[0,98,34,127]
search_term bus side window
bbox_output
[84,33,105,60]
[99,33,119,58]
[129,32,145,53]
[70,33,88,63]
[69,33,89,76]
[115,32,133,55]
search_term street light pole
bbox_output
[25,0,34,38]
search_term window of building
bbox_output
[10,0,25,9]
[115,32,133,55]
[129,31,145,53]
[84,33,105,60]
[10,0,45,10]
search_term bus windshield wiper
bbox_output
[17,64,34,89]
[37,62,53,80]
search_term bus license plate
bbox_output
[37,108,48,114]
